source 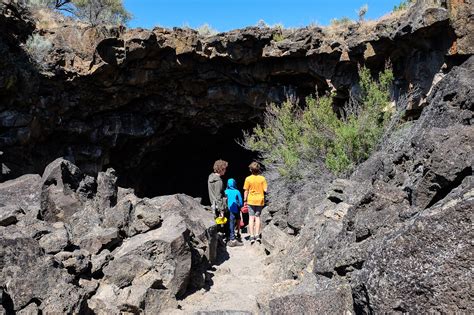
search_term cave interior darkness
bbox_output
[124,123,259,206]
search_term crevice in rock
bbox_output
[352,284,374,315]
[97,237,123,255]
[425,166,472,209]
[287,223,300,236]
[17,298,42,314]
[443,92,456,102]
[32,230,50,241]
[1,288,14,315]
[78,297,94,315]
[63,244,81,252]
[355,230,372,243]
[315,271,334,279]
[91,270,105,280]
[334,260,364,277]
[328,195,343,204]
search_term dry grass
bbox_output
[320,5,412,44]
[31,8,67,30]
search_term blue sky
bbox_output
[124,0,401,31]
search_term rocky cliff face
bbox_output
[262,54,473,313]
[0,0,471,198]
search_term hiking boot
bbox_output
[228,240,243,247]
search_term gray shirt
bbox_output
[208,173,225,211]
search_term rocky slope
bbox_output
[0,0,472,197]
[0,158,218,313]
[262,53,473,313]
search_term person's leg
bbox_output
[248,205,257,240]
[236,213,242,239]
[254,206,262,241]
[248,216,255,238]
[224,211,230,241]
[229,212,236,241]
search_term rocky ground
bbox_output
[168,238,274,314]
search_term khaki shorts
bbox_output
[248,205,263,217]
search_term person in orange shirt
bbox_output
[243,161,267,244]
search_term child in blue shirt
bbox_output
[225,178,244,247]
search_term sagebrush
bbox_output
[241,66,395,178]
[23,0,131,26]
[25,33,53,64]
[196,23,218,36]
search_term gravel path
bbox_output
[168,233,275,314]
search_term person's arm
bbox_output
[243,178,249,203]
[237,191,243,207]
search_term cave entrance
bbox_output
[132,123,258,205]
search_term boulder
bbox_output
[54,249,91,275]
[39,158,88,222]
[0,236,86,312]
[95,168,118,211]
[354,177,473,313]
[38,221,70,254]
[89,213,191,313]
[268,274,353,314]
[0,174,41,209]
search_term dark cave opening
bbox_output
[122,123,259,205]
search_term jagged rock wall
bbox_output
[262,54,473,314]
[0,1,471,197]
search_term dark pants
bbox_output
[229,211,239,240]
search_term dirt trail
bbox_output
[168,233,275,314]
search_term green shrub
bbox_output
[241,66,394,178]
[393,0,414,12]
[23,0,131,26]
[273,33,285,42]
[242,98,303,178]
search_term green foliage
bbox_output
[242,66,394,178]
[393,0,414,11]
[23,0,131,26]
[273,32,285,42]
[243,98,303,178]
[73,0,131,25]
[24,0,53,8]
